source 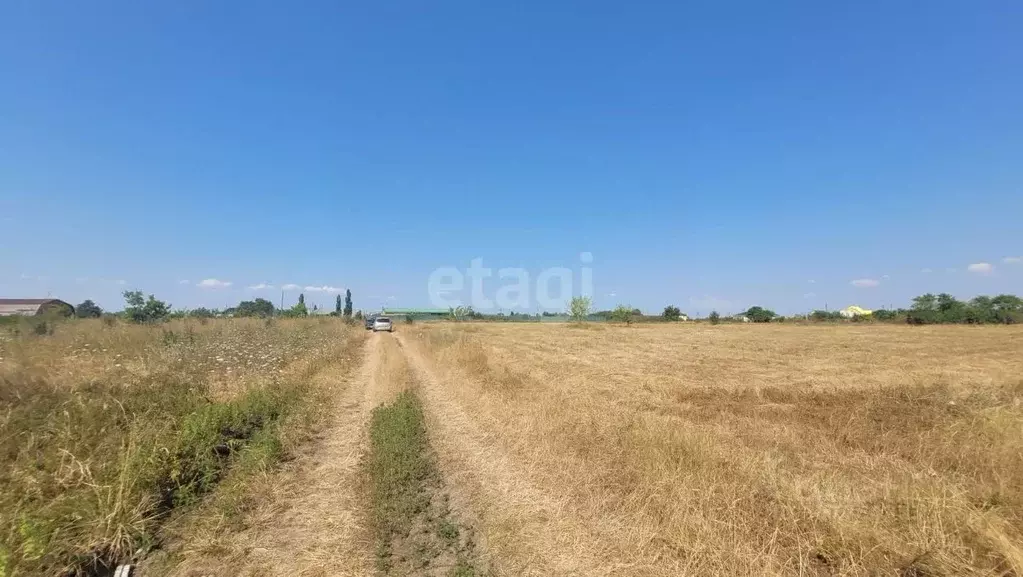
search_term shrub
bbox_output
[744,306,776,323]
[662,305,681,321]
[75,300,103,318]
[123,291,170,323]
[709,311,721,325]
[568,297,592,322]
[610,304,635,325]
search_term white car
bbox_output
[372,316,393,332]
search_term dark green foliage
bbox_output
[344,289,353,318]
[122,291,170,323]
[744,306,776,323]
[872,309,898,321]
[906,293,1022,324]
[709,311,721,325]
[811,310,844,321]
[189,307,216,319]
[662,305,682,321]
[75,299,102,318]
[235,298,275,318]
[335,294,343,314]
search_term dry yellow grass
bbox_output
[405,322,1023,576]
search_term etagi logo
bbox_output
[427,253,594,310]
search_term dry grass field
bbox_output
[4,318,1021,577]
[404,322,1023,577]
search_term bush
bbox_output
[75,300,103,318]
[123,291,170,323]
[662,305,681,321]
[745,306,776,323]
[568,297,592,322]
[709,311,721,325]
[611,304,635,325]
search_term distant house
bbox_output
[0,299,75,317]
[381,308,450,320]
[839,305,872,318]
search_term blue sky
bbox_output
[2,0,1021,315]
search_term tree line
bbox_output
[71,289,358,323]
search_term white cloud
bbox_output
[282,283,301,291]
[881,274,890,280]
[851,278,880,288]
[304,285,343,293]
[247,283,274,290]
[967,262,994,275]
[607,291,617,297]
[197,278,232,289]
[921,268,933,273]
[178,279,190,285]
[803,292,816,299]
[1003,256,1021,264]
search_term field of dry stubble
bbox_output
[407,322,1023,577]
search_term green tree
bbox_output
[75,299,103,318]
[912,293,938,311]
[872,309,898,321]
[344,289,353,318]
[662,305,681,321]
[190,307,215,319]
[122,290,170,323]
[744,306,776,323]
[709,310,721,325]
[298,293,305,306]
[611,304,635,324]
[290,301,308,317]
[235,298,275,318]
[568,296,592,322]
[335,294,343,314]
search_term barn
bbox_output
[0,299,75,317]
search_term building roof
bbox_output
[382,308,450,314]
[0,298,74,316]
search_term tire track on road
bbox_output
[395,333,622,577]
[167,333,388,577]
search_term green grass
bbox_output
[367,391,434,568]
[367,391,486,576]
[0,375,306,576]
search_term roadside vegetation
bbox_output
[0,316,358,576]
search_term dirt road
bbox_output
[395,333,631,577]
[163,332,398,577]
